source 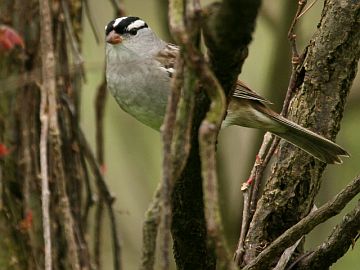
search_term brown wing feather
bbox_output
[232,81,273,104]
[154,46,272,107]
[154,43,178,69]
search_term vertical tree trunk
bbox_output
[169,1,261,269]
[243,0,360,266]
[0,1,95,269]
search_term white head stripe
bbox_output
[113,17,127,27]
[126,20,146,31]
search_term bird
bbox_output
[104,16,349,164]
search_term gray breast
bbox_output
[106,45,170,130]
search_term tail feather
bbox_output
[271,115,349,164]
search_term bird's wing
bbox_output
[232,81,273,104]
[154,45,273,106]
[154,43,179,78]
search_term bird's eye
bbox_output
[129,29,137,35]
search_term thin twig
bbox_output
[248,135,272,202]
[159,54,196,269]
[159,50,183,270]
[77,128,122,270]
[39,91,51,270]
[297,0,319,19]
[296,201,360,269]
[140,183,162,270]
[108,0,126,17]
[61,0,85,80]
[92,0,126,267]
[249,136,278,214]
[95,79,107,170]
[281,0,308,117]
[83,0,100,44]
[40,0,81,268]
[287,0,307,68]
[274,205,316,270]
[159,1,188,269]
[234,132,273,265]
[235,2,308,264]
[94,77,107,270]
[173,1,235,268]
[234,182,251,263]
[273,237,303,270]
[62,82,119,270]
[39,0,81,263]
[38,0,55,267]
[94,200,104,268]
[197,60,236,268]
[81,152,94,226]
[107,203,122,270]
[171,61,196,179]
[242,176,360,270]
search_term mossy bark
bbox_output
[170,1,261,269]
[0,1,92,269]
[243,0,360,266]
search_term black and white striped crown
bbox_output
[105,17,148,36]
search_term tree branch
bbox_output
[235,1,306,264]
[140,183,162,270]
[164,1,206,269]
[159,41,186,270]
[92,2,126,268]
[77,128,122,270]
[166,1,262,269]
[203,0,262,92]
[296,201,360,269]
[243,176,360,270]
[38,0,56,268]
[244,0,360,263]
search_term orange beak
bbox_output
[106,30,122,45]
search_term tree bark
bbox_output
[170,1,261,269]
[0,1,112,269]
[243,0,360,266]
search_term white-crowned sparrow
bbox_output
[105,16,349,164]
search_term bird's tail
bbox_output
[270,115,349,164]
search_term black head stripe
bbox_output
[105,17,148,36]
[105,20,115,36]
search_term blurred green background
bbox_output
[81,0,360,269]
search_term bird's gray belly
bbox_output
[107,62,169,130]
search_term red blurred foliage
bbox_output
[19,211,33,232]
[0,25,24,52]
[0,143,10,157]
